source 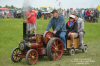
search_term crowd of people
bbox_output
[63,8,100,23]
[0,8,99,23]
[25,8,100,37]
[33,8,100,23]
[83,9,99,22]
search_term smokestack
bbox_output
[22,0,33,39]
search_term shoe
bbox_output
[64,48,67,50]
[79,45,84,49]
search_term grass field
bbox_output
[0,18,100,66]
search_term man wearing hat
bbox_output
[74,15,85,49]
[45,10,67,50]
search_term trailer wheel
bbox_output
[68,48,75,56]
[82,45,88,53]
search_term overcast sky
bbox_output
[0,0,100,9]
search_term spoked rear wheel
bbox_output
[47,37,64,61]
[11,48,22,62]
[26,49,38,65]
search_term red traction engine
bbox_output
[11,32,64,65]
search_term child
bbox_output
[66,15,78,47]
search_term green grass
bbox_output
[0,18,100,66]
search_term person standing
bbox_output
[26,10,37,35]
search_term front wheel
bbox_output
[11,48,22,62]
[46,37,64,61]
[26,49,38,65]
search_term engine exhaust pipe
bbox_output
[23,22,27,39]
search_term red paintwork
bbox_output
[29,32,55,56]
[0,8,9,11]
[51,38,64,61]
[30,43,43,49]
[29,34,45,56]
[44,32,55,44]
[12,31,63,64]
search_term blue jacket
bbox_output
[46,15,66,32]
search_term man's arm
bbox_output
[79,19,84,32]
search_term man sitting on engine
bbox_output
[45,10,67,50]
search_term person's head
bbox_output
[51,10,59,18]
[74,15,79,21]
[69,15,75,22]
[29,9,32,12]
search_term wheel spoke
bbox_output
[56,40,59,45]
[28,55,35,64]
[55,40,63,49]
[58,43,62,47]
[26,50,38,64]
[53,52,59,60]
[51,45,56,52]
[47,38,64,61]
[28,58,34,64]
[57,50,63,55]
[13,53,20,60]
[53,40,63,60]
[53,42,57,47]
[53,53,58,57]
[52,50,63,60]
[11,48,22,62]
[58,44,63,49]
